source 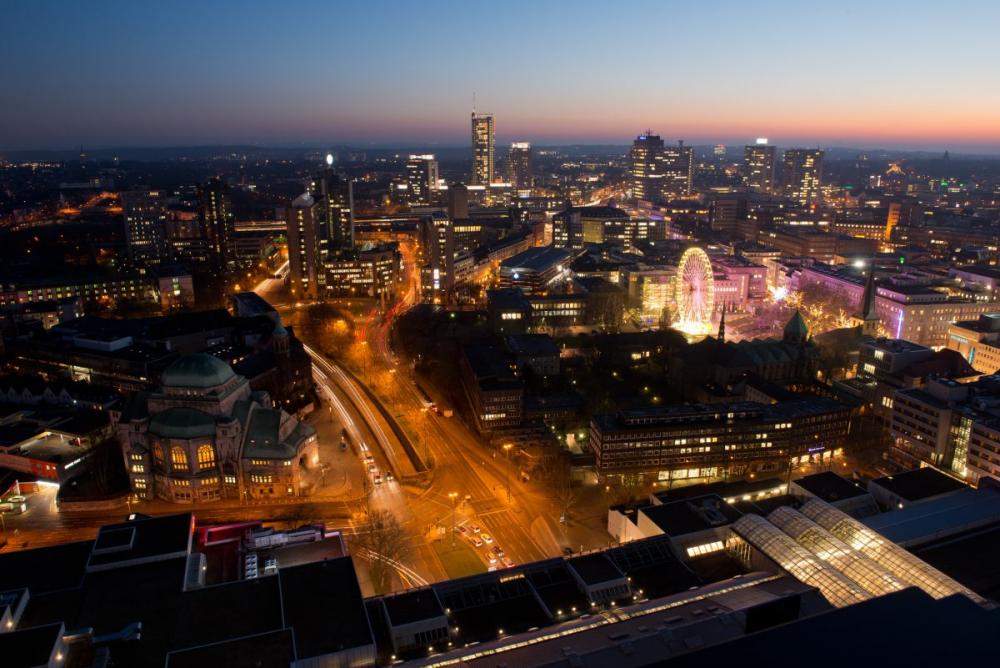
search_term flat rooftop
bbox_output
[793,471,869,504]
[640,495,743,536]
[870,467,968,503]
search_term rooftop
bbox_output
[870,467,968,503]
[640,494,743,535]
[793,471,869,504]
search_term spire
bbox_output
[717,310,726,343]
[783,310,809,344]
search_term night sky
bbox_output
[2,0,999,152]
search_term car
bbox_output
[471,526,481,534]
[373,474,383,485]
[562,546,574,556]
[385,471,394,482]
[485,552,497,564]
[368,463,377,473]
[487,565,497,572]
[480,534,493,544]
[501,557,514,568]
[470,537,483,547]
[453,525,468,534]
[363,454,374,463]
[492,546,504,557]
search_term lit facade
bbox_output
[406,154,438,205]
[947,314,1000,374]
[471,112,495,185]
[782,149,824,206]
[590,398,852,482]
[121,190,168,264]
[118,353,318,503]
[508,141,532,192]
[743,143,776,193]
[285,192,322,299]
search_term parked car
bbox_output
[492,546,504,557]
[485,552,497,565]
[481,534,493,544]
[470,537,483,547]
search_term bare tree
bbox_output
[541,455,580,522]
[359,508,409,594]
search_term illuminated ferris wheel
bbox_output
[675,247,715,328]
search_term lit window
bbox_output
[197,444,216,469]
[171,446,189,470]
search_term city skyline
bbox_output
[3,1,1000,153]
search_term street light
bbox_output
[448,491,458,548]
[502,444,513,503]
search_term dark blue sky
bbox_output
[2,0,999,152]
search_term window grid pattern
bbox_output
[732,514,869,608]
[800,499,987,605]
[767,506,907,598]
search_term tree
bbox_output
[539,455,580,522]
[359,509,409,594]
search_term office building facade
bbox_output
[782,149,824,206]
[471,112,495,185]
[121,189,168,264]
[744,142,776,193]
[406,154,438,205]
[508,141,533,191]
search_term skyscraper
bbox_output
[508,141,533,192]
[406,154,439,205]
[661,140,693,199]
[630,133,665,202]
[782,149,825,206]
[200,177,235,266]
[743,140,776,193]
[286,191,322,299]
[471,112,495,185]
[309,169,354,250]
[121,189,167,264]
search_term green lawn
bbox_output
[431,538,486,579]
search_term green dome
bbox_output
[162,353,235,389]
[148,407,217,439]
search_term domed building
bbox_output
[117,353,318,503]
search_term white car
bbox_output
[470,537,483,548]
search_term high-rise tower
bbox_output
[782,149,824,206]
[743,140,776,193]
[508,142,533,192]
[471,112,495,185]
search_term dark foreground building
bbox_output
[1,485,998,667]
